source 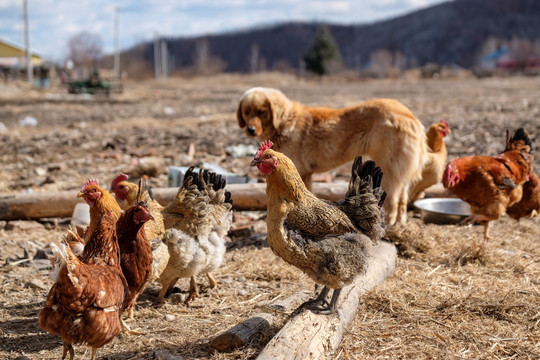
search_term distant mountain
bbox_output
[112,0,540,77]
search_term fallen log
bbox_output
[210,313,275,352]
[256,241,397,360]
[0,182,348,220]
[0,182,452,220]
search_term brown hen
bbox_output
[506,171,540,220]
[409,120,451,204]
[110,174,169,283]
[117,198,154,324]
[77,179,122,243]
[39,212,127,360]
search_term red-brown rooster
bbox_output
[443,128,534,241]
[39,212,127,360]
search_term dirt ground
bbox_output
[0,73,539,359]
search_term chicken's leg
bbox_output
[482,221,491,242]
[62,343,74,360]
[127,306,135,320]
[185,276,200,304]
[326,289,342,314]
[206,272,218,289]
[90,347,97,360]
[462,214,492,242]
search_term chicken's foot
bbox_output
[294,286,341,315]
[121,318,145,335]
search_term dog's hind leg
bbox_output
[381,174,401,226]
[397,184,410,224]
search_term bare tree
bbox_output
[67,31,103,69]
[250,43,259,73]
[191,38,226,75]
[369,49,393,78]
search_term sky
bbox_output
[0,0,449,62]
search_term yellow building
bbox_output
[0,38,43,67]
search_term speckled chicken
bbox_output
[156,167,233,304]
[251,140,386,314]
[110,174,169,283]
[409,120,451,204]
[39,212,127,360]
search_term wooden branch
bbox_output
[0,191,86,221]
[210,313,275,352]
[0,182,348,220]
[256,241,397,360]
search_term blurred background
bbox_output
[1,0,539,87]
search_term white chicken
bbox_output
[156,167,233,304]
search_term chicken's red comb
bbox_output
[82,179,99,191]
[440,119,449,127]
[256,140,274,158]
[111,173,129,189]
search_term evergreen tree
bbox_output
[303,26,342,75]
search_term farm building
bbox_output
[0,38,42,67]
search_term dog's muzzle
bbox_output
[247,126,257,136]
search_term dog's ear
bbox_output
[267,90,287,130]
[236,99,246,128]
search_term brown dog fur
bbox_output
[237,87,427,225]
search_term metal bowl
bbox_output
[413,198,471,224]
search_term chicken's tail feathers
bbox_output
[195,168,234,206]
[348,157,387,208]
[342,157,387,242]
[49,241,81,283]
[505,127,533,154]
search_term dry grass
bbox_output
[342,216,540,360]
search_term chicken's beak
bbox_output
[76,191,84,198]
[251,157,260,167]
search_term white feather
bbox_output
[49,242,68,282]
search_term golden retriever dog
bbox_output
[237,87,427,225]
